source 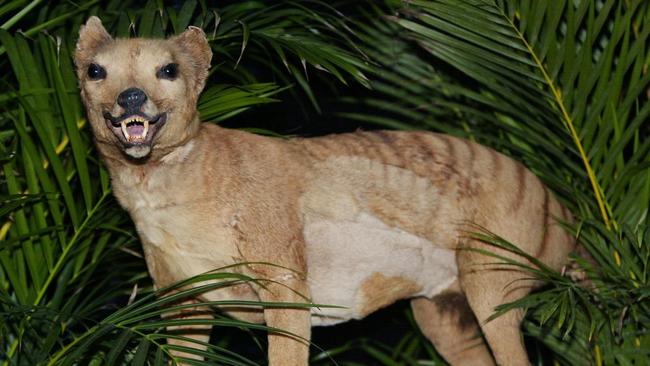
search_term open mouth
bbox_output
[103,112,167,146]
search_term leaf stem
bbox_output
[499,6,612,230]
[34,191,109,306]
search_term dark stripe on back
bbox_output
[372,130,396,144]
[466,140,476,165]
[412,133,436,162]
[489,148,501,178]
[439,135,457,176]
[560,205,577,249]
[440,135,456,164]
[537,186,550,259]
[220,134,237,164]
[358,132,391,164]
[378,131,410,171]
[462,139,477,195]
[512,163,527,211]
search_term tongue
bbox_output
[127,124,145,136]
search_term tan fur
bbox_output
[359,273,421,316]
[412,281,494,366]
[75,17,577,366]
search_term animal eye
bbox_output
[157,63,178,80]
[87,63,106,80]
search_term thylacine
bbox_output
[75,17,576,366]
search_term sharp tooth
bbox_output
[121,121,130,140]
[143,120,149,138]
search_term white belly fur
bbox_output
[305,212,457,325]
[302,157,458,326]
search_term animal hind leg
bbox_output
[163,296,213,364]
[411,281,495,366]
[458,247,533,366]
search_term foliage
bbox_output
[0,1,370,364]
[347,0,650,364]
[0,0,648,365]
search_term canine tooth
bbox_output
[143,120,149,138]
[121,121,130,140]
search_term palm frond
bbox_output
[0,2,375,365]
[1,0,649,365]
[342,0,649,364]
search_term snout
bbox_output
[117,87,147,112]
[101,87,168,158]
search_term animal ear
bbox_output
[75,16,112,68]
[171,26,213,93]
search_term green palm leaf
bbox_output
[1,0,648,365]
[0,1,373,365]
[343,1,649,364]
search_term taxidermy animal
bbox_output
[75,16,577,366]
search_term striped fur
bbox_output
[76,18,577,366]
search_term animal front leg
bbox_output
[260,278,312,366]
[162,296,213,365]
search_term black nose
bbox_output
[117,87,147,110]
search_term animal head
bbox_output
[74,16,212,159]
